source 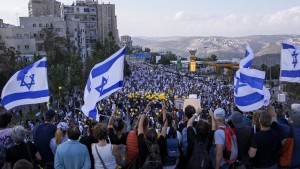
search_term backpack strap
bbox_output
[94,144,108,169]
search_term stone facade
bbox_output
[29,0,61,17]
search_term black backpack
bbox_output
[187,139,209,169]
[141,144,163,169]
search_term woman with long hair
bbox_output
[50,122,68,155]
[91,123,117,169]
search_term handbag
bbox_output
[95,144,108,169]
[25,142,42,169]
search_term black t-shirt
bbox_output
[79,135,98,169]
[186,126,213,162]
[138,133,164,167]
[6,142,38,168]
[108,128,128,145]
[234,126,253,165]
[250,129,281,168]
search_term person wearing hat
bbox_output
[50,122,68,155]
[55,125,91,169]
[212,108,230,169]
[33,109,57,168]
[231,112,253,169]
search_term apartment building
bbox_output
[29,0,61,17]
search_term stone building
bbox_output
[29,0,61,17]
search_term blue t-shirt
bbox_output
[33,123,57,163]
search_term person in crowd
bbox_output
[0,113,14,169]
[213,108,230,169]
[186,108,211,167]
[80,121,99,169]
[6,125,41,169]
[55,125,91,169]
[285,107,300,169]
[137,103,166,168]
[108,109,128,144]
[33,109,57,168]
[91,123,117,169]
[248,111,282,169]
[231,112,253,169]
[49,122,68,155]
[13,159,33,169]
[178,105,197,169]
[252,110,262,134]
[157,105,181,168]
[268,103,300,169]
[126,112,149,167]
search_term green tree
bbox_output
[48,64,68,94]
[158,51,177,65]
[0,47,23,90]
[69,52,84,88]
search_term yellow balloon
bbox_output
[159,93,165,100]
[159,109,162,113]
[156,113,159,116]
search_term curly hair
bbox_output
[11,125,27,143]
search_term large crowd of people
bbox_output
[0,61,299,169]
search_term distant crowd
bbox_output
[0,61,299,169]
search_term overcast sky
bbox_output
[1,0,300,37]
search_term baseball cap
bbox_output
[231,112,244,128]
[57,122,68,131]
[44,109,56,120]
[214,108,225,120]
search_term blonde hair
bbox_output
[55,128,65,145]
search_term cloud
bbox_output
[161,6,300,37]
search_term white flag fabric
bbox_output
[1,57,50,110]
[82,47,125,120]
[234,45,270,112]
[280,42,300,83]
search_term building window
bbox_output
[75,28,77,32]
[25,45,29,50]
[84,8,89,12]
[55,28,60,32]
[39,23,42,27]
[33,24,36,27]
[77,8,79,11]
[33,34,37,37]
[17,45,20,50]
[46,23,49,27]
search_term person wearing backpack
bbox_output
[213,108,238,169]
[157,112,181,168]
[108,110,129,168]
[137,114,165,169]
[178,105,196,169]
[186,108,211,169]
[268,103,300,169]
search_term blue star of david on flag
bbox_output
[1,57,50,110]
[292,50,298,68]
[20,74,35,90]
[95,76,108,96]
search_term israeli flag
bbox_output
[1,57,50,110]
[82,47,125,120]
[280,42,300,83]
[234,45,270,112]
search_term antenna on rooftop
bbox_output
[16,11,19,26]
